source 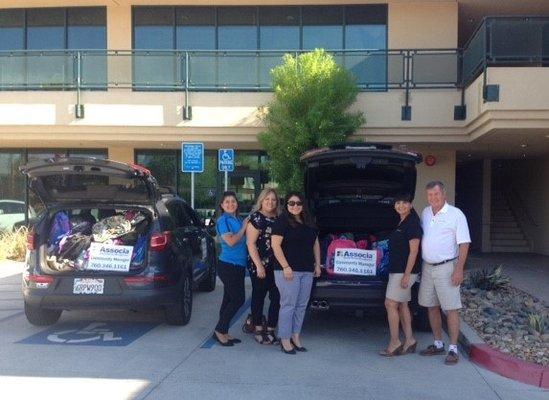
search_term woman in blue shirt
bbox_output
[213,191,249,346]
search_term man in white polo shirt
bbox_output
[418,181,470,365]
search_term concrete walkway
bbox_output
[466,253,549,303]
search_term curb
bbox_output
[443,313,549,389]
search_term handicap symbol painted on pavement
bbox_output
[18,321,159,347]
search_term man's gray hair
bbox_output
[426,180,446,192]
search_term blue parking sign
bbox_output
[218,149,234,172]
[182,142,204,173]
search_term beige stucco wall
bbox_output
[388,1,458,49]
[412,149,456,212]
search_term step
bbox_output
[491,239,529,247]
[491,216,516,222]
[491,221,519,228]
[491,246,531,253]
[491,232,526,240]
[491,227,522,235]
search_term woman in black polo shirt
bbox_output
[379,193,422,357]
[271,192,321,355]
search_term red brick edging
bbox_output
[469,343,549,388]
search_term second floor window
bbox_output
[0,7,106,51]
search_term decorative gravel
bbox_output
[461,285,549,366]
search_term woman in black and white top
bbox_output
[246,188,281,345]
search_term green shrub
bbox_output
[467,265,510,291]
[528,313,546,335]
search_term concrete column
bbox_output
[107,4,132,88]
[108,146,134,164]
[481,159,492,252]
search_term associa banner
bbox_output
[88,243,133,272]
[334,248,377,276]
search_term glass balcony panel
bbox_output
[258,52,286,88]
[0,54,25,88]
[490,18,549,61]
[218,52,259,89]
[80,52,108,88]
[388,53,405,87]
[133,52,179,89]
[26,52,73,89]
[412,52,458,86]
[188,52,218,88]
[462,23,486,86]
[341,51,388,89]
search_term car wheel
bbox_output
[24,302,62,326]
[198,257,217,292]
[413,305,431,332]
[165,271,193,326]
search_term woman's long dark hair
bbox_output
[217,191,239,218]
[282,192,314,228]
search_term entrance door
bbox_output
[216,169,261,216]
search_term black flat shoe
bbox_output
[280,343,296,355]
[229,338,241,344]
[291,339,307,352]
[212,333,234,347]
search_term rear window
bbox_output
[310,163,414,198]
[39,174,151,202]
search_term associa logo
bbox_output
[99,246,130,255]
[336,250,373,259]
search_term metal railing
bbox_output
[461,16,549,87]
[0,48,460,92]
[0,17,546,96]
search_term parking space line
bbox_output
[200,297,251,349]
[0,311,24,324]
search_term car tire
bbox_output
[24,302,62,326]
[165,271,193,326]
[413,305,431,332]
[198,257,217,292]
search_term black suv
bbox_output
[20,157,217,326]
[302,144,428,329]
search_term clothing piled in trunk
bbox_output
[45,208,150,272]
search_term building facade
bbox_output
[0,1,548,255]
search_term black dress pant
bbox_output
[250,268,280,328]
[215,261,246,334]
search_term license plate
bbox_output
[73,278,104,295]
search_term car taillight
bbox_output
[24,273,54,289]
[150,231,171,252]
[123,275,169,287]
[27,232,36,251]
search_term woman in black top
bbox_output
[246,188,281,345]
[380,193,422,357]
[271,192,321,354]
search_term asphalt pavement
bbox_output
[0,261,547,400]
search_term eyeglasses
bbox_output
[287,200,303,207]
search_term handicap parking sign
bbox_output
[18,321,159,347]
[182,142,204,173]
[218,149,234,172]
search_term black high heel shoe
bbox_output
[280,343,296,355]
[290,339,307,352]
[212,332,234,347]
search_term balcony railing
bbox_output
[0,48,460,92]
[461,16,549,87]
[0,17,546,93]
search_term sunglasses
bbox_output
[287,200,303,207]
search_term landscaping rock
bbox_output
[461,281,548,366]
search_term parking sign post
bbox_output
[218,149,235,193]
[182,142,204,208]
